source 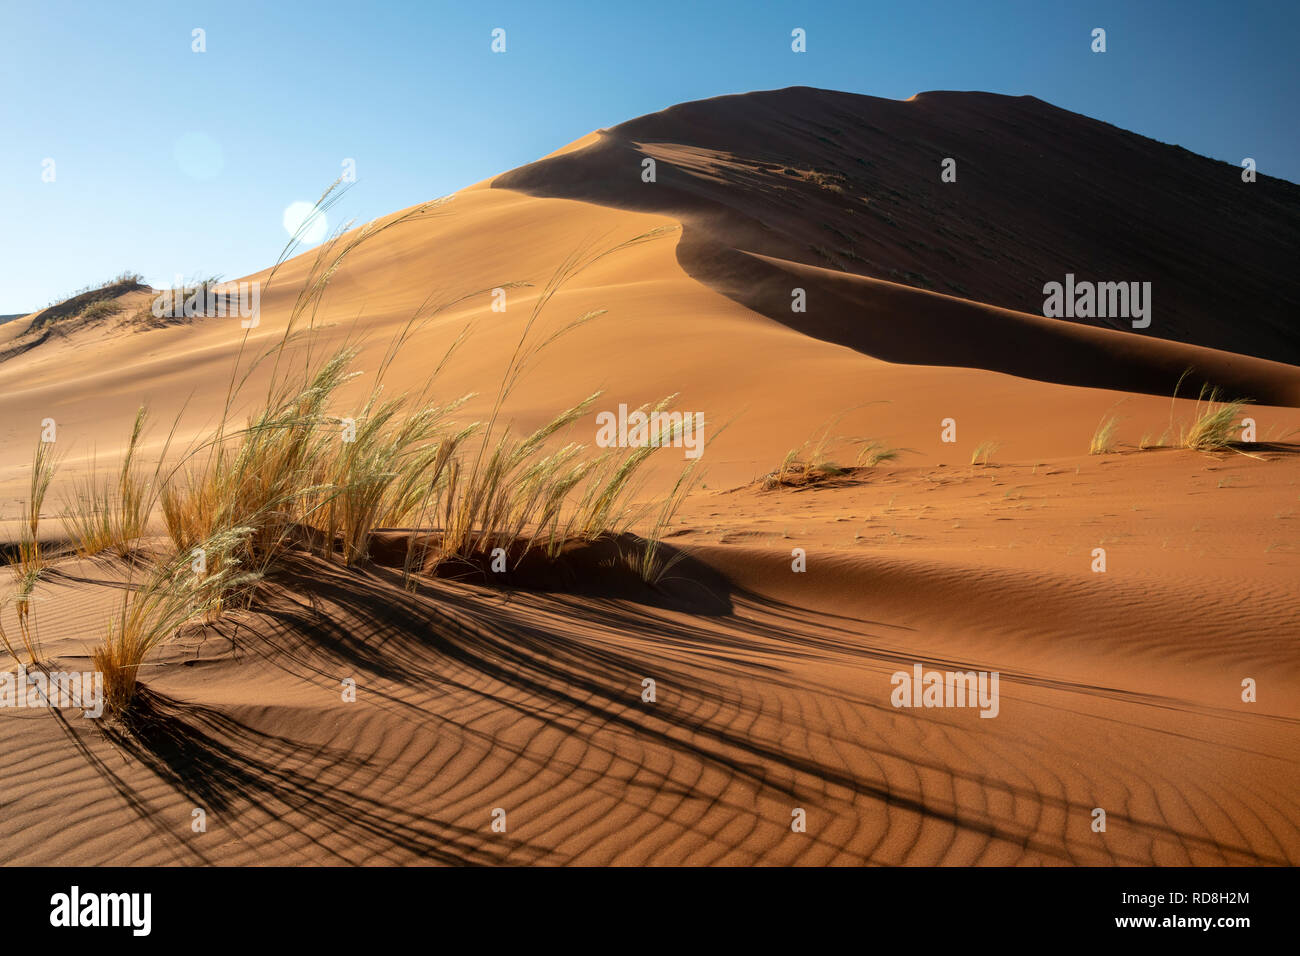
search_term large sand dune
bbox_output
[1,88,1297,866]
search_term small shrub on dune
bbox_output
[79,299,122,323]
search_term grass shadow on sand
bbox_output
[46,544,1291,865]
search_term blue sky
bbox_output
[1,0,1296,312]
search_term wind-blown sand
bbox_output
[1,88,1297,865]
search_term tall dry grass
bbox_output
[61,406,179,557]
[1089,414,1121,455]
[1181,385,1253,452]
[970,439,1000,467]
[94,526,257,716]
[6,438,61,663]
[1160,369,1255,455]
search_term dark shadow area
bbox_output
[100,687,532,865]
[365,530,734,615]
[147,549,1281,864]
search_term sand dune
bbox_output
[1,87,1297,866]
[498,86,1300,366]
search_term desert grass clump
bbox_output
[566,396,687,539]
[970,440,1000,467]
[60,467,115,558]
[148,210,685,595]
[762,416,848,490]
[321,389,477,566]
[1089,415,1121,455]
[93,527,256,717]
[61,407,172,558]
[15,437,59,575]
[852,438,903,468]
[159,181,524,583]
[158,344,361,606]
[1,437,61,665]
[1162,369,1253,454]
[80,299,123,323]
[1181,384,1252,452]
[437,392,607,561]
[764,449,844,489]
[762,410,903,489]
[633,453,708,585]
[410,229,680,571]
[9,438,62,656]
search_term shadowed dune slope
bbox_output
[739,253,1300,405]
[495,86,1300,396]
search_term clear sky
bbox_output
[1,0,1296,312]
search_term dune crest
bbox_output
[495,86,1300,393]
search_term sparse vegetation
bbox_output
[1089,414,1121,455]
[93,527,256,716]
[632,457,704,585]
[61,407,174,558]
[763,411,904,489]
[1181,384,1252,452]
[46,271,145,307]
[970,440,1000,467]
[2,438,61,665]
[853,438,903,467]
[1157,370,1256,455]
[30,272,146,332]
[79,299,123,322]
